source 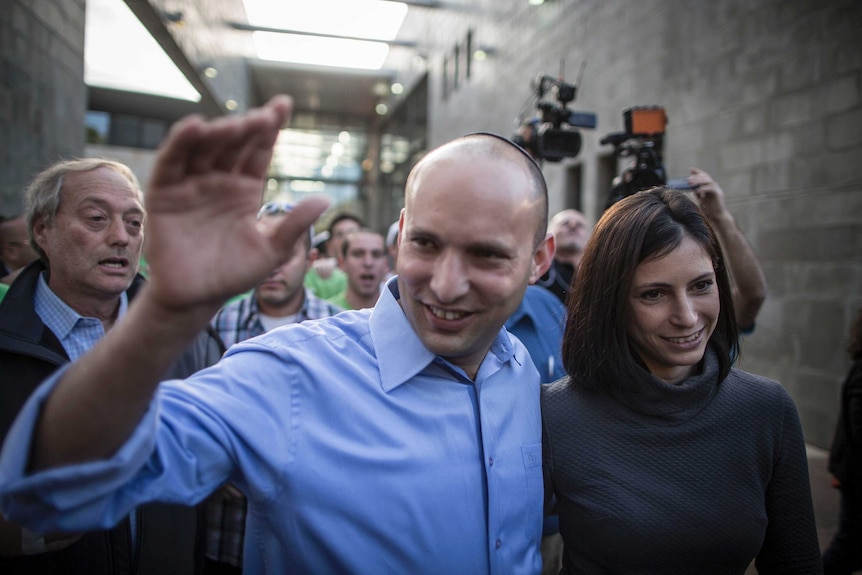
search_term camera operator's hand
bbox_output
[687,167,729,221]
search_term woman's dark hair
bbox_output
[562,187,739,388]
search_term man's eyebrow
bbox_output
[78,197,144,215]
[466,241,514,257]
[633,271,715,290]
[406,225,513,254]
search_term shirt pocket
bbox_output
[521,443,541,469]
[521,442,543,541]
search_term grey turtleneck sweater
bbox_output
[541,349,822,574]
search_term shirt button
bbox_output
[488,457,494,466]
[495,539,502,549]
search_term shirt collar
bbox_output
[34,271,129,339]
[370,276,516,392]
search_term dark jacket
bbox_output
[828,358,862,502]
[0,260,225,575]
[534,258,575,304]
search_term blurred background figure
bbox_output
[822,308,862,575]
[505,285,566,384]
[327,228,388,310]
[0,214,38,285]
[536,209,590,303]
[304,213,363,300]
[384,219,400,282]
[212,201,344,348]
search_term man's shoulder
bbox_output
[221,292,255,311]
[304,289,344,319]
[250,308,371,350]
[325,291,350,311]
[515,285,566,321]
[212,293,255,322]
[525,284,565,308]
[223,310,376,382]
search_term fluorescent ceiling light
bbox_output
[85,0,200,101]
[253,33,390,69]
[243,0,408,69]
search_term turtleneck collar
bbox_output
[607,345,720,425]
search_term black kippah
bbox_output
[463,131,543,174]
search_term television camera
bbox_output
[513,69,597,163]
[601,106,693,208]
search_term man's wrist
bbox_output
[131,287,221,345]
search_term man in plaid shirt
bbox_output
[206,201,343,573]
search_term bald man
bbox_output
[536,208,590,303]
[0,98,553,575]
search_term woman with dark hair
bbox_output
[822,308,862,574]
[542,187,821,573]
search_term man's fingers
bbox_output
[216,96,293,176]
[189,108,276,176]
[150,95,294,187]
[270,197,330,258]
[149,114,207,188]
[231,96,293,177]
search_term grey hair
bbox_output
[25,158,143,261]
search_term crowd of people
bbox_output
[0,94,847,575]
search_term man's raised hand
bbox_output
[142,95,328,314]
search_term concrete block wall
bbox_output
[0,0,86,216]
[410,0,862,447]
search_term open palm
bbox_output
[141,96,328,312]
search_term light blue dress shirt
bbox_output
[0,279,543,575]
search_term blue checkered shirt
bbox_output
[33,272,129,362]
[211,288,343,349]
[32,271,137,542]
[205,287,342,566]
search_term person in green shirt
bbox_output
[327,228,388,310]
[303,212,362,299]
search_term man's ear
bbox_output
[529,233,555,284]
[32,216,48,254]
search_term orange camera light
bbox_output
[625,106,667,136]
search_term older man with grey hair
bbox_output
[0,158,222,574]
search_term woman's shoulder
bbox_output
[541,375,580,401]
[720,367,797,414]
[541,375,602,419]
[724,367,780,386]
